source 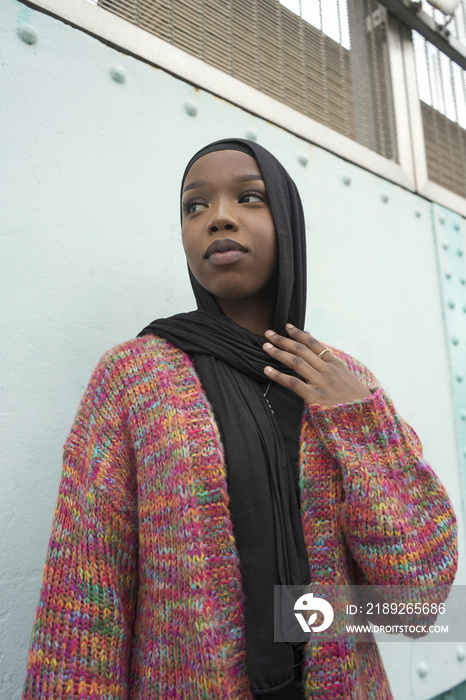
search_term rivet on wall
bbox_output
[454,223,460,231]
[439,215,446,225]
[448,300,455,309]
[460,409,466,421]
[452,336,460,346]
[245,129,258,141]
[342,174,351,186]
[184,100,198,117]
[463,305,466,313]
[457,249,464,257]
[414,208,422,217]
[461,278,466,285]
[417,661,428,678]
[458,645,466,661]
[442,241,449,250]
[456,374,463,383]
[109,66,126,84]
[445,271,452,279]
[381,193,389,203]
[297,153,308,166]
[17,23,38,45]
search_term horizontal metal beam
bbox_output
[377,0,466,70]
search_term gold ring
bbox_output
[318,348,331,359]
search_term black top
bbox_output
[255,382,306,700]
[262,382,304,493]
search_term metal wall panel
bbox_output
[431,205,466,503]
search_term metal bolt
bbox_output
[461,278,466,285]
[445,270,452,279]
[439,215,446,224]
[245,129,258,141]
[414,208,422,217]
[17,23,38,45]
[109,66,126,83]
[381,193,389,203]
[342,174,351,186]
[447,300,455,309]
[184,100,198,117]
[417,661,428,678]
[454,223,460,231]
[456,374,463,383]
[298,153,308,166]
[452,336,459,346]
[463,305,466,313]
[460,409,466,421]
[458,249,464,257]
[442,241,449,250]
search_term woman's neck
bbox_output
[216,297,274,336]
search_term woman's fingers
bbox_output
[262,324,372,407]
[285,323,333,360]
[263,340,315,379]
[263,364,313,401]
[263,327,332,375]
[262,326,328,401]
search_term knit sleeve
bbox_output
[304,352,458,590]
[23,350,138,699]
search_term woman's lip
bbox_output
[207,250,248,266]
[204,238,248,258]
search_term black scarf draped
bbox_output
[138,138,310,695]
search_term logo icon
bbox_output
[294,593,334,633]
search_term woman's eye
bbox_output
[183,200,206,215]
[239,191,266,204]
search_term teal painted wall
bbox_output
[1,0,465,697]
[434,678,466,700]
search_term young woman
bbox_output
[23,138,458,699]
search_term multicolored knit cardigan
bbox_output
[23,336,458,699]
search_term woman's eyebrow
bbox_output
[182,179,208,194]
[183,174,263,194]
[232,174,264,183]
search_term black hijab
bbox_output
[139,138,310,695]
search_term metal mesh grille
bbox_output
[413,27,466,197]
[97,0,398,162]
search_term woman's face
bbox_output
[181,149,277,305]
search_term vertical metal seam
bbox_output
[228,0,233,76]
[424,34,442,183]
[337,0,351,138]
[318,0,330,125]
[200,0,205,63]
[276,0,286,104]
[368,0,387,157]
[169,0,173,45]
[299,0,309,117]
[253,0,261,91]
[437,48,457,189]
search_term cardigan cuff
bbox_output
[303,388,407,472]
[306,386,386,421]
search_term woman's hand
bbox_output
[263,323,372,407]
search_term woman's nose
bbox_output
[208,201,239,233]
